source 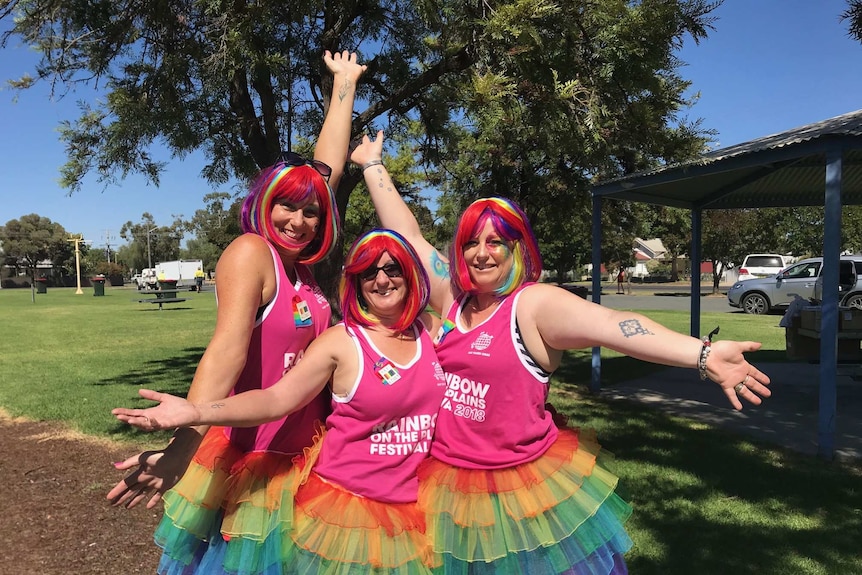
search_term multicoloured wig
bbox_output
[239,160,340,264]
[449,197,543,296]
[339,229,430,333]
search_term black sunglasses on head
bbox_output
[359,262,403,282]
[278,151,332,178]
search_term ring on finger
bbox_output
[734,381,746,394]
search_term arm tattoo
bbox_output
[619,319,654,338]
[209,402,226,409]
[338,79,353,102]
[430,251,450,280]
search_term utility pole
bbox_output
[147,226,158,269]
[103,229,116,263]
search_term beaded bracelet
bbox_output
[698,326,720,380]
[362,159,383,171]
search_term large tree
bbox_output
[0,214,72,300]
[1,0,721,290]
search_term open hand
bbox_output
[112,389,200,431]
[324,50,367,83]
[706,340,772,410]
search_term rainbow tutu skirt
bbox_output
[155,426,432,575]
[416,426,632,575]
[153,427,300,575]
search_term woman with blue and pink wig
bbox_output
[107,51,366,575]
[114,229,447,575]
[350,131,772,574]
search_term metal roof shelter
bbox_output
[590,109,862,460]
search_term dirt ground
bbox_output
[0,413,163,574]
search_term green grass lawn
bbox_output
[1,286,860,574]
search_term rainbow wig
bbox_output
[339,229,430,333]
[449,197,543,296]
[240,162,340,264]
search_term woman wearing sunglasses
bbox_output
[350,132,772,574]
[106,51,366,574]
[114,229,446,575]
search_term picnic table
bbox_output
[136,289,187,310]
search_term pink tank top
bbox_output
[226,240,332,455]
[312,323,447,503]
[431,284,557,469]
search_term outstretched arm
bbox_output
[521,284,771,411]
[107,235,275,508]
[315,50,366,191]
[113,328,342,430]
[350,130,453,313]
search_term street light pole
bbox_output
[146,226,158,269]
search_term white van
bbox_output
[737,254,787,281]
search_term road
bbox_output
[591,291,736,313]
[566,282,740,313]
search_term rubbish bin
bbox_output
[92,277,106,297]
[36,278,48,294]
[158,279,178,297]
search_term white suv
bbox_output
[737,254,787,281]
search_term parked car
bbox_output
[728,256,862,314]
[813,257,862,308]
[736,253,787,281]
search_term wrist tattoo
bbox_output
[619,319,654,338]
[209,402,226,409]
[338,79,353,102]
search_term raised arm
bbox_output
[314,50,366,191]
[114,328,345,430]
[350,130,454,313]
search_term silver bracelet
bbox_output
[362,159,383,171]
[698,344,711,380]
[698,326,720,380]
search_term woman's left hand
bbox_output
[112,389,201,431]
[706,340,772,410]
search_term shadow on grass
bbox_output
[96,346,205,438]
[551,353,862,574]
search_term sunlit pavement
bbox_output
[602,361,862,462]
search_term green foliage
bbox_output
[0,214,72,278]
[186,192,243,252]
[2,0,721,289]
[842,0,862,42]
[94,261,125,278]
[118,213,185,271]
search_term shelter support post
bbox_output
[690,208,703,338]
[590,195,603,393]
[818,148,843,461]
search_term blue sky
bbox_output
[1,0,860,252]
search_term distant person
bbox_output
[107,51,366,575]
[617,267,626,294]
[194,266,205,292]
[113,229,444,574]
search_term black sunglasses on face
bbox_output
[279,151,332,178]
[359,262,403,282]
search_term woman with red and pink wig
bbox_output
[115,229,446,575]
[350,131,772,575]
[107,51,365,575]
